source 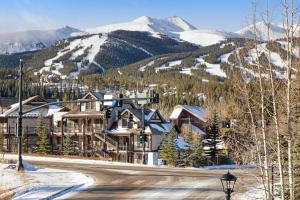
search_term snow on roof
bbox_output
[169,105,210,122]
[169,107,183,119]
[47,105,62,116]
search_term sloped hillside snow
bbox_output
[39,34,107,78]
[179,30,239,46]
[236,21,285,40]
[197,56,227,77]
[246,43,287,68]
[155,59,182,72]
[139,60,155,72]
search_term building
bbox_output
[0,92,172,165]
[169,105,211,136]
[106,106,172,164]
[52,91,172,164]
[0,95,63,152]
[0,97,18,114]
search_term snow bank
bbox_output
[204,164,256,170]
[0,161,94,200]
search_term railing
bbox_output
[53,126,104,134]
[1,126,50,135]
[94,132,118,147]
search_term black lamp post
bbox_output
[220,171,237,200]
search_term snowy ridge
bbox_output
[85,16,197,38]
[179,29,240,46]
[82,16,240,46]
[236,21,286,41]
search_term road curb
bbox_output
[42,184,84,200]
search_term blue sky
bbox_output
[0,0,286,33]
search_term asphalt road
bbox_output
[31,161,258,200]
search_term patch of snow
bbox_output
[169,60,182,66]
[0,161,93,200]
[204,164,256,170]
[169,107,183,119]
[155,59,182,73]
[139,60,155,72]
[47,105,62,116]
[197,56,227,77]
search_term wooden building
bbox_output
[169,105,211,136]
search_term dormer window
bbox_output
[121,111,133,128]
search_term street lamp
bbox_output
[220,171,237,200]
[17,59,24,171]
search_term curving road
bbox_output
[31,161,258,200]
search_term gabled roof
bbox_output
[169,105,211,122]
[81,91,104,100]
[122,108,164,123]
[1,95,63,117]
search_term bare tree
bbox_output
[282,0,297,198]
[263,4,285,199]
[252,1,271,198]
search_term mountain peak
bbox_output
[133,16,153,23]
[166,16,196,31]
[236,21,285,40]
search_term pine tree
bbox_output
[63,135,75,156]
[160,133,169,163]
[160,129,179,166]
[182,131,193,166]
[189,134,204,167]
[36,116,50,154]
[168,128,178,166]
[205,111,221,165]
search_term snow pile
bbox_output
[237,183,280,200]
[204,164,256,170]
[0,161,93,200]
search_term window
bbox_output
[122,118,128,128]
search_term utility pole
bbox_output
[17,59,24,171]
[141,104,146,164]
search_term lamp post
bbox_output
[220,171,237,200]
[17,59,24,171]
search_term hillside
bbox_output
[0,26,80,54]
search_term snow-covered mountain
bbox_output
[0,26,80,54]
[179,29,240,46]
[84,16,196,37]
[82,16,239,46]
[236,21,286,41]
